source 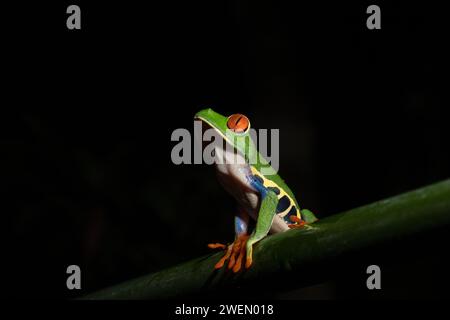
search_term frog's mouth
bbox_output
[195,116,228,146]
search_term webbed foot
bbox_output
[288,215,306,229]
[208,234,249,273]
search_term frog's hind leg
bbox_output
[208,208,250,273]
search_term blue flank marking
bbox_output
[249,174,268,198]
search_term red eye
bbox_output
[227,114,250,133]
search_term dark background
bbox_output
[3,1,449,299]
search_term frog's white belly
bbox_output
[214,147,289,234]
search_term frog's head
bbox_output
[194,108,257,163]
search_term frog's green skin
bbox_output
[194,108,317,271]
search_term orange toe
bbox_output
[245,256,253,269]
[228,254,236,269]
[214,245,232,269]
[232,241,246,273]
[228,235,244,269]
[288,223,306,229]
[208,243,227,249]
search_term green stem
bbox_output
[82,179,450,299]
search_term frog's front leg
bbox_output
[208,175,279,272]
[245,188,279,268]
[208,209,250,273]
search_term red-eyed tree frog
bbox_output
[194,108,318,273]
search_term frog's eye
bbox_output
[227,114,250,133]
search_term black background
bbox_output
[3,1,449,299]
